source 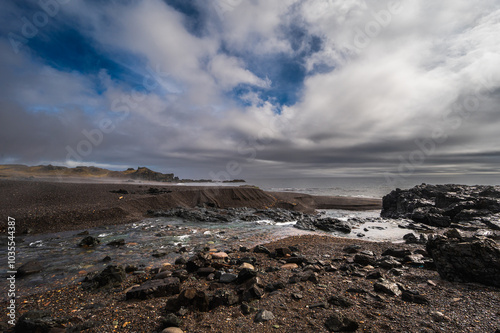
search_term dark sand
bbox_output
[0,179,381,235]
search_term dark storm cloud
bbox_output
[1,0,500,179]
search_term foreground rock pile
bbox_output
[11,234,500,332]
[382,184,500,230]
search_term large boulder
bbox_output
[295,217,351,234]
[426,235,500,287]
[381,184,500,229]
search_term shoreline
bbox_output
[0,178,381,235]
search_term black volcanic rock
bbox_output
[426,235,500,287]
[295,217,351,233]
[381,184,500,229]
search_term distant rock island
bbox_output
[0,164,245,183]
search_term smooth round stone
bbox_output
[239,263,255,270]
[212,252,229,259]
[281,263,299,270]
[162,328,184,333]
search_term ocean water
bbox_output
[246,174,500,198]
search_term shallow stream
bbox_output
[1,209,412,300]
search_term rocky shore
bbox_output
[1,182,500,332]
[3,234,499,332]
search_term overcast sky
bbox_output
[1,0,499,181]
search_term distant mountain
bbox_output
[0,164,178,182]
[0,164,244,183]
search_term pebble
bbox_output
[239,263,255,270]
[281,263,299,270]
[212,252,228,259]
[161,328,183,333]
[254,310,275,322]
[430,311,450,322]
[219,273,238,284]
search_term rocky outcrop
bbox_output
[426,235,500,287]
[295,217,352,233]
[381,184,500,229]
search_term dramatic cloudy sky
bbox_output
[1,0,499,181]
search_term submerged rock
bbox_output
[78,236,100,247]
[17,261,43,277]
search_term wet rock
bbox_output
[426,235,500,287]
[126,277,180,300]
[328,295,353,308]
[186,253,208,273]
[78,236,100,247]
[196,267,216,277]
[325,313,358,332]
[175,257,187,265]
[219,273,238,284]
[374,279,402,296]
[17,261,43,277]
[84,265,125,288]
[291,293,303,300]
[107,238,125,246]
[254,310,275,322]
[15,310,68,333]
[402,290,429,304]
[253,245,271,255]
